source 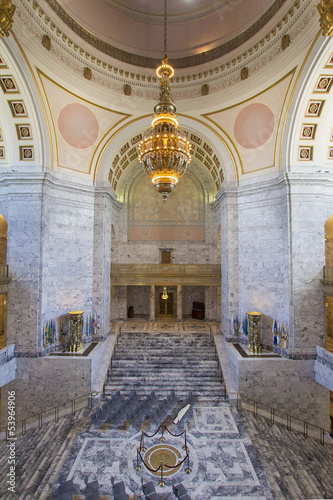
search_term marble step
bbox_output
[108,368,222,376]
[103,386,225,398]
[0,409,91,500]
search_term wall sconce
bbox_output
[162,287,168,300]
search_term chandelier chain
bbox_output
[164,0,167,58]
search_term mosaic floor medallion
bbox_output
[144,444,183,477]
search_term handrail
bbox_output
[209,324,227,400]
[5,391,94,441]
[102,323,122,399]
[237,393,329,445]
[210,328,330,445]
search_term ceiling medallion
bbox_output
[138,0,191,202]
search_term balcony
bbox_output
[111,263,221,286]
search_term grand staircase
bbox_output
[104,329,225,400]
[0,327,332,499]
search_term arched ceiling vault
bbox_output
[1,0,333,195]
[94,117,232,200]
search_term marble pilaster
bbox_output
[177,284,183,321]
[92,188,116,336]
[216,185,239,337]
[149,285,155,321]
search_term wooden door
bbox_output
[159,292,174,316]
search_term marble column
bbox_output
[149,285,155,322]
[177,285,183,322]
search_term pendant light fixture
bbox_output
[138,0,192,202]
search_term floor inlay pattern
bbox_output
[52,400,276,499]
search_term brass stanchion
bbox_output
[159,463,165,487]
[140,432,146,452]
[183,428,188,451]
[135,448,141,471]
[160,421,165,442]
[185,452,191,474]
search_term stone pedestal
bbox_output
[246,311,262,354]
[69,311,84,352]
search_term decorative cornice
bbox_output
[16,0,313,100]
[44,0,289,69]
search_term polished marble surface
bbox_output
[52,399,276,499]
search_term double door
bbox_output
[158,292,174,316]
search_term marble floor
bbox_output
[52,399,276,499]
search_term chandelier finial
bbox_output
[138,0,191,201]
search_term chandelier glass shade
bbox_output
[138,4,191,201]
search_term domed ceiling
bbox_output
[48,0,287,67]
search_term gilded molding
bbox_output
[111,263,221,286]
[0,0,15,37]
[317,0,333,36]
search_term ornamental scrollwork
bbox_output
[317,0,333,36]
[0,0,15,37]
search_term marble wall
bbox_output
[40,175,95,352]
[218,172,332,357]
[287,174,330,356]
[0,173,118,355]
[0,174,44,355]
[226,343,329,429]
[1,356,91,424]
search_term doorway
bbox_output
[159,293,174,317]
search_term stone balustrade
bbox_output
[314,345,333,392]
[111,263,221,286]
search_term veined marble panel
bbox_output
[0,357,91,424]
[226,342,329,428]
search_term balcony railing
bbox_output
[111,263,221,286]
[0,264,8,278]
[315,345,333,392]
[0,343,15,366]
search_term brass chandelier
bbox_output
[138,0,191,202]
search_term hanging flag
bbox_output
[273,320,277,345]
[235,315,239,336]
[244,314,248,335]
